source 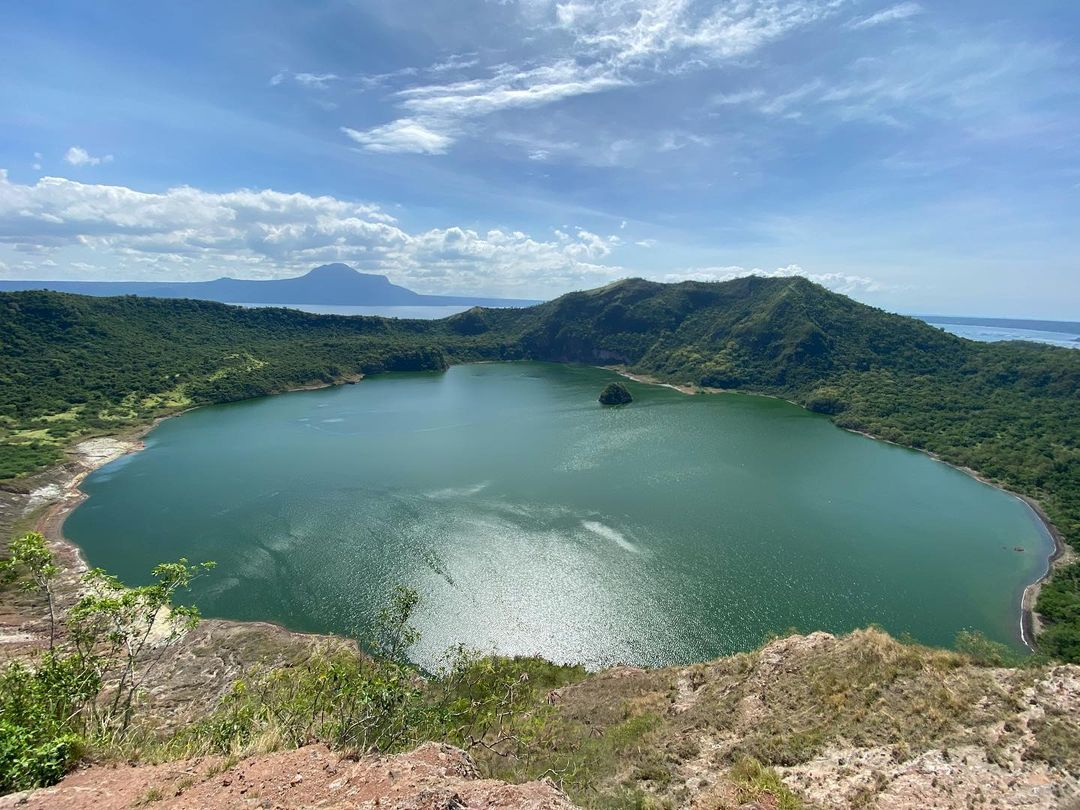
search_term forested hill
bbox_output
[1,278,1078,660]
[0,290,515,479]
[474,275,970,386]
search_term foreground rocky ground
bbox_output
[2,442,1080,808]
[3,628,1075,809]
[534,631,1080,808]
[0,743,577,809]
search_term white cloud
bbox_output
[0,171,626,296]
[294,72,340,89]
[271,71,341,89]
[662,264,884,295]
[711,89,766,106]
[273,53,475,99]
[635,238,657,248]
[430,53,480,73]
[395,61,626,120]
[846,2,923,30]
[657,131,711,152]
[341,120,454,155]
[346,0,850,155]
[714,35,1066,134]
[554,0,846,65]
[64,146,113,167]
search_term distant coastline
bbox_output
[0,263,541,309]
[919,315,1080,334]
[918,315,1080,350]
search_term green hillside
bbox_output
[1,278,1078,660]
[478,275,966,382]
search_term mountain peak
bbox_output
[307,263,381,280]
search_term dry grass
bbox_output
[480,629,1060,808]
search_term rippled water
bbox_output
[65,363,1052,668]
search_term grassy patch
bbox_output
[1024,709,1080,773]
[729,756,805,809]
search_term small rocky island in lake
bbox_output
[599,381,633,406]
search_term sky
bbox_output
[1,1,1078,317]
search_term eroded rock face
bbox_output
[0,743,579,810]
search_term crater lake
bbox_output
[63,363,1053,669]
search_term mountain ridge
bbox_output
[0,263,539,308]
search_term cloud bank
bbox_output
[0,171,628,296]
[663,264,885,295]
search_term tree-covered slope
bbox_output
[0,291,513,477]
[478,275,968,386]
[1,278,1078,659]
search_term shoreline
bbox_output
[835,427,1069,652]
[607,365,1068,653]
[33,375,363,569]
[3,363,1068,659]
[0,374,365,655]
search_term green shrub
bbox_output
[0,654,96,793]
[0,537,212,794]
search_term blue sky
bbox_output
[1,1,1078,316]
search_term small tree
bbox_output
[67,558,215,736]
[1,533,59,649]
[0,555,215,792]
[369,584,421,663]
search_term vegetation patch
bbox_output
[729,755,806,809]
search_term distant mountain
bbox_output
[0,263,539,308]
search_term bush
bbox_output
[0,537,212,794]
[0,655,95,793]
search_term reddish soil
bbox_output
[0,742,578,809]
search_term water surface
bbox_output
[932,323,1079,349]
[65,363,1051,668]
[229,303,476,319]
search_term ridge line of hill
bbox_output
[1,274,1078,663]
[0,262,541,308]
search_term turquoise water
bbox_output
[64,363,1052,669]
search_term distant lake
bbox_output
[922,317,1080,349]
[229,303,477,319]
[64,363,1051,669]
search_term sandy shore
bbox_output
[607,365,1069,653]
[0,373,366,656]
